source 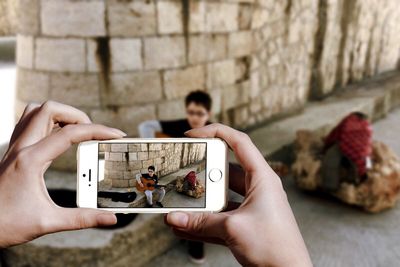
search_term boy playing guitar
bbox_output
[135,165,165,208]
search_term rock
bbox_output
[335,141,400,213]
[291,130,323,190]
[292,130,400,212]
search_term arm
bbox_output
[0,101,125,248]
[138,120,162,138]
[136,173,143,186]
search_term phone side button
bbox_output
[208,168,222,182]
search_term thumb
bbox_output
[47,208,117,233]
[165,212,228,239]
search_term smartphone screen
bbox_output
[97,142,207,209]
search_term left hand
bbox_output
[0,101,126,248]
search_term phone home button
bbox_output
[208,168,222,182]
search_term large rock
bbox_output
[292,130,400,212]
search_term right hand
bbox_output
[139,182,144,187]
[164,123,312,267]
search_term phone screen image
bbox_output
[97,142,207,208]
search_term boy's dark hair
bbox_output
[148,166,155,171]
[185,90,212,111]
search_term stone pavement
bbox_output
[148,108,400,267]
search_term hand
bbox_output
[164,123,312,267]
[0,101,127,248]
[139,182,144,187]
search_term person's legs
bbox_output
[144,190,153,205]
[155,188,165,207]
[188,241,205,264]
[157,188,165,202]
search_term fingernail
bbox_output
[96,213,117,226]
[168,212,188,228]
[110,128,127,136]
[184,130,190,136]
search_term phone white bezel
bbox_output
[77,138,228,213]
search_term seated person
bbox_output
[176,171,205,199]
[138,90,212,138]
[136,165,165,208]
[138,90,212,264]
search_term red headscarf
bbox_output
[324,112,372,176]
[185,171,197,188]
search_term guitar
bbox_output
[136,176,168,193]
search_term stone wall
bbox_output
[15,0,400,130]
[100,143,206,188]
[13,0,400,170]
[0,0,16,36]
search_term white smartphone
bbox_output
[77,138,228,213]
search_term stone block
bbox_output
[251,8,268,29]
[205,2,239,32]
[105,161,127,171]
[104,169,124,179]
[250,70,260,98]
[149,144,162,151]
[128,144,141,152]
[41,0,105,37]
[138,152,148,160]
[155,157,163,165]
[238,3,253,30]
[123,171,131,179]
[188,34,227,64]
[49,73,100,108]
[142,159,154,168]
[163,65,205,99]
[128,152,138,161]
[111,143,128,152]
[108,152,123,161]
[129,161,142,170]
[157,0,183,34]
[16,69,49,102]
[107,0,157,37]
[233,105,249,127]
[16,0,39,35]
[108,71,162,105]
[16,35,33,69]
[228,31,253,58]
[110,38,142,71]
[144,36,186,69]
[86,39,100,72]
[141,144,148,151]
[209,89,222,114]
[112,179,129,188]
[206,59,236,88]
[189,0,206,33]
[157,98,186,120]
[222,82,249,110]
[100,144,111,152]
[35,38,85,72]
